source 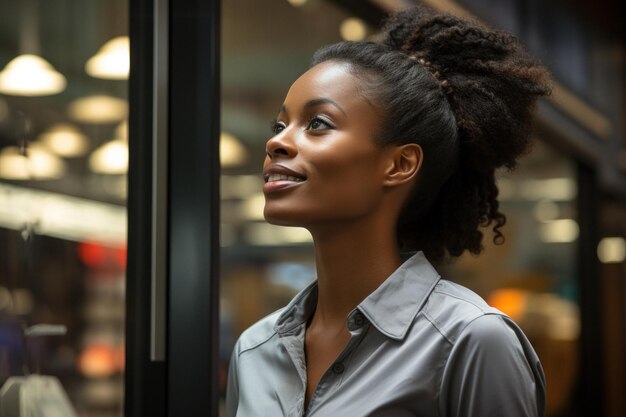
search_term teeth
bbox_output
[267,174,304,183]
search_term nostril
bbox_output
[274,148,288,156]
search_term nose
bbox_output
[265,131,297,160]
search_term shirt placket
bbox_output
[279,323,308,417]
[305,311,370,417]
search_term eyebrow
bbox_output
[279,98,346,116]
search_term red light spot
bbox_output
[77,242,106,267]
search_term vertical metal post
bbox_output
[150,0,169,363]
[168,0,221,415]
[126,0,167,414]
[576,162,603,417]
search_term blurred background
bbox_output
[0,0,624,416]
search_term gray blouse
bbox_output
[226,252,545,417]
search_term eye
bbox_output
[270,119,286,134]
[306,116,333,131]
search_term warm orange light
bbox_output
[77,344,117,378]
[487,288,528,321]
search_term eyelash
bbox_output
[307,116,333,131]
[270,116,333,135]
[270,119,285,134]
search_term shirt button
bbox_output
[354,313,365,326]
[332,362,345,374]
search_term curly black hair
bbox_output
[311,5,551,262]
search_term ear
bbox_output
[382,144,423,187]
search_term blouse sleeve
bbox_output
[439,314,546,417]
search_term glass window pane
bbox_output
[0,0,127,415]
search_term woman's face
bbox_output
[263,61,394,228]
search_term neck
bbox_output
[308,218,401,330]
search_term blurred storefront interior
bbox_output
[219,1,626,417]
[0,0,624,416]
[0,0,128,416]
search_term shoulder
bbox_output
[425,281,546,416]
[422,278,515,345]
[233,308,284,357]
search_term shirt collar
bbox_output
[274,280,318,335]
[274,251,440,340]
[356,251,440,340]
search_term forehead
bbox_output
[283,61,370,110]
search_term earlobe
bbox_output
[383,144,423,187]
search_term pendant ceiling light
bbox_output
[0,0,66,96]
[38,123,89,157]
[89,120,129,175]
[85,36,130,80]
[0,144,66,180]
[89,140,128,175]
[68,95,128,124]
[0,55,66,96]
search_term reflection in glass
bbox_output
[0,0,127,415]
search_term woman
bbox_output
[227,5,550,417]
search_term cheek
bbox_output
[310,150,384,209]
[318,140,381,179]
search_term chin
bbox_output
[263,213,302,227]
[263,207,308,227]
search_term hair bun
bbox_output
[383,5,437,52]
[382,6,551,171]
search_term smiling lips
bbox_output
[266,173,304,183]
[263,165,306,192]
